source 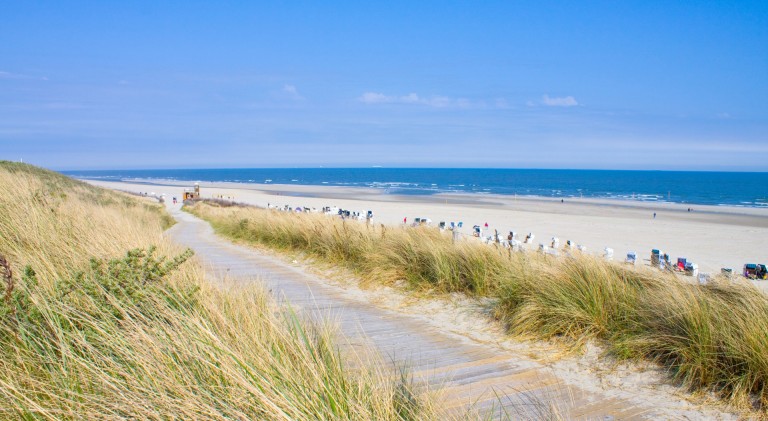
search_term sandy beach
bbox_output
[87,179,768,287]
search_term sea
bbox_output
[63,168,768,208]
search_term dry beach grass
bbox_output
[188,200,768,413]
[0,162,433,420]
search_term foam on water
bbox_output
[64,168,768,208]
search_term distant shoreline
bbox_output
[76,176,768,218]
[63,168,768,209]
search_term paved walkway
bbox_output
[166,205,653,420]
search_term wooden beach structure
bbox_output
[183,183,200,200]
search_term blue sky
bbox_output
[1,1,766,170]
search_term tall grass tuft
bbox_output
[0,162,433,420]
[188,200,768,412]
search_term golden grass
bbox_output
[0,162,433,420]
[189,200,768,413]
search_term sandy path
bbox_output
[163,202,736,420]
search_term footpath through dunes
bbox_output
[165,204,731,420]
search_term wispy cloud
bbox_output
[359,92,391,104]
[0,71,48,81]
[540,94,578,107]
[359,92,476,108]
[282,84,304,101]
[493,98,510,109]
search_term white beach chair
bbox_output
[698,273,710,285]
[603,247,614,261]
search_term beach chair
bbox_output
[684,262,699,277]
[744,263,758,279]
[698,273,711,285]
[625,251,637,265]
[651,249,661,266]
[676,258,687,271]
[603,247,614,260]
[660,254,671,271]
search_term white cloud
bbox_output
[541,94,578,107]
[494,98,510,109]
[359,92,391,104]
[0,71,47,81]
[282,84,304,101]
[358,92,478,108]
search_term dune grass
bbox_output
[188,200,768,412]
[0,162,433,420]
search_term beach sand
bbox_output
[87,179,768,289]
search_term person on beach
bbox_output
[403,217,407,224]
[653,212,656,218]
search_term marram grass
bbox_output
[188,200,768,412]
[0,162,434,420]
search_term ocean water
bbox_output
[63,168,768,208]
